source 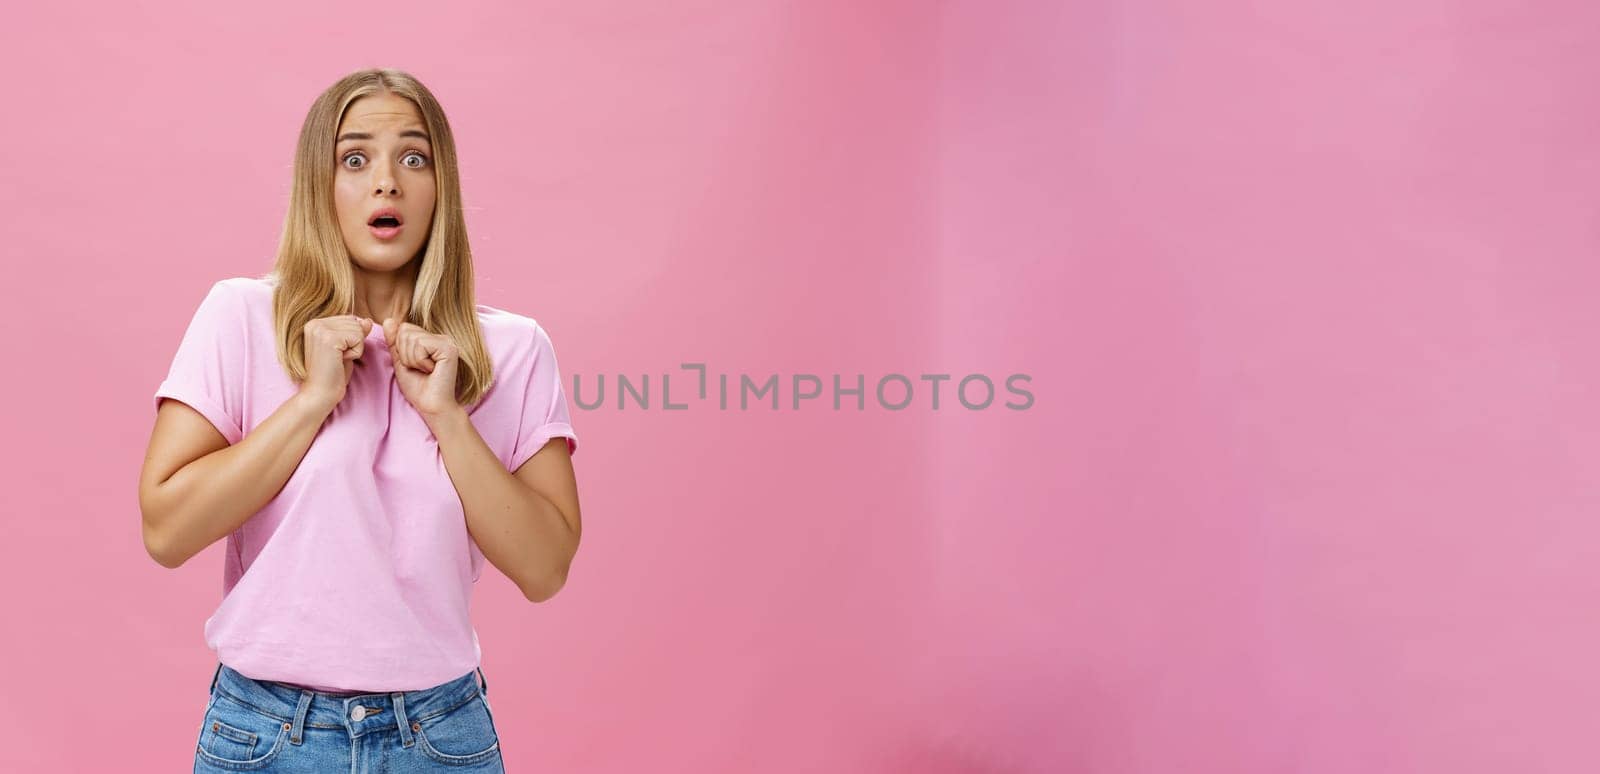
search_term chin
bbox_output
[349,247,422,272]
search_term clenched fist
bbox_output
[300,314,373,412]
[381,317,461,419]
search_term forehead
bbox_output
[337,93,426,137]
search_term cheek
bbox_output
[334,178,365,223]
[416,180,437,212]
[413,189,438,230]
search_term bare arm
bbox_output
[424,406,581,602]
[138,390,334,569]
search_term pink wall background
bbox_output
[1,1,1594,772]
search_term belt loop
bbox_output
[208,662,222,695]
[289,690,313,745]
[476,666,488,696]
[394,691,415,748]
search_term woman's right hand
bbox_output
[299,314,374,412]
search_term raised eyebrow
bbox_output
[336,129,432,145]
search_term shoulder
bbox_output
[192,276,274,331]
[199,275,274,313]
[178,275,270,332]
[474,302,558,361]
[216,275,275,304]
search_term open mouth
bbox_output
[368,211,404,239]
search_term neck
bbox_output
[352,262,418,322]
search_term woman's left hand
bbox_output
[382,317,461,419]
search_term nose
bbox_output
[373,165,399,196]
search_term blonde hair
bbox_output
[264,67,493,407]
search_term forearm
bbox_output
[425,406,579,601]
[145,391,332,568]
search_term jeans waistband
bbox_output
[207,662,487,699]
[207,662,488,742]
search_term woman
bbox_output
[139,68,582,772]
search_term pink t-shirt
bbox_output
[153,276,578,692]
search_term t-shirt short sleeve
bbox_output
[508,320,579,472]
[153,280,247,445]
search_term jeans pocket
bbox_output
[411,693,501,766]
[195,693,290,771]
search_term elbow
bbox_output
[140,483,178,569]
[521,566,569,603]
[141,510,187,570]
[144,527,182,569]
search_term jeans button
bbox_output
[351,706,367,721]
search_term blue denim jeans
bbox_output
[194,662,504,772]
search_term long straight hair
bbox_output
[266,68,493,406]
